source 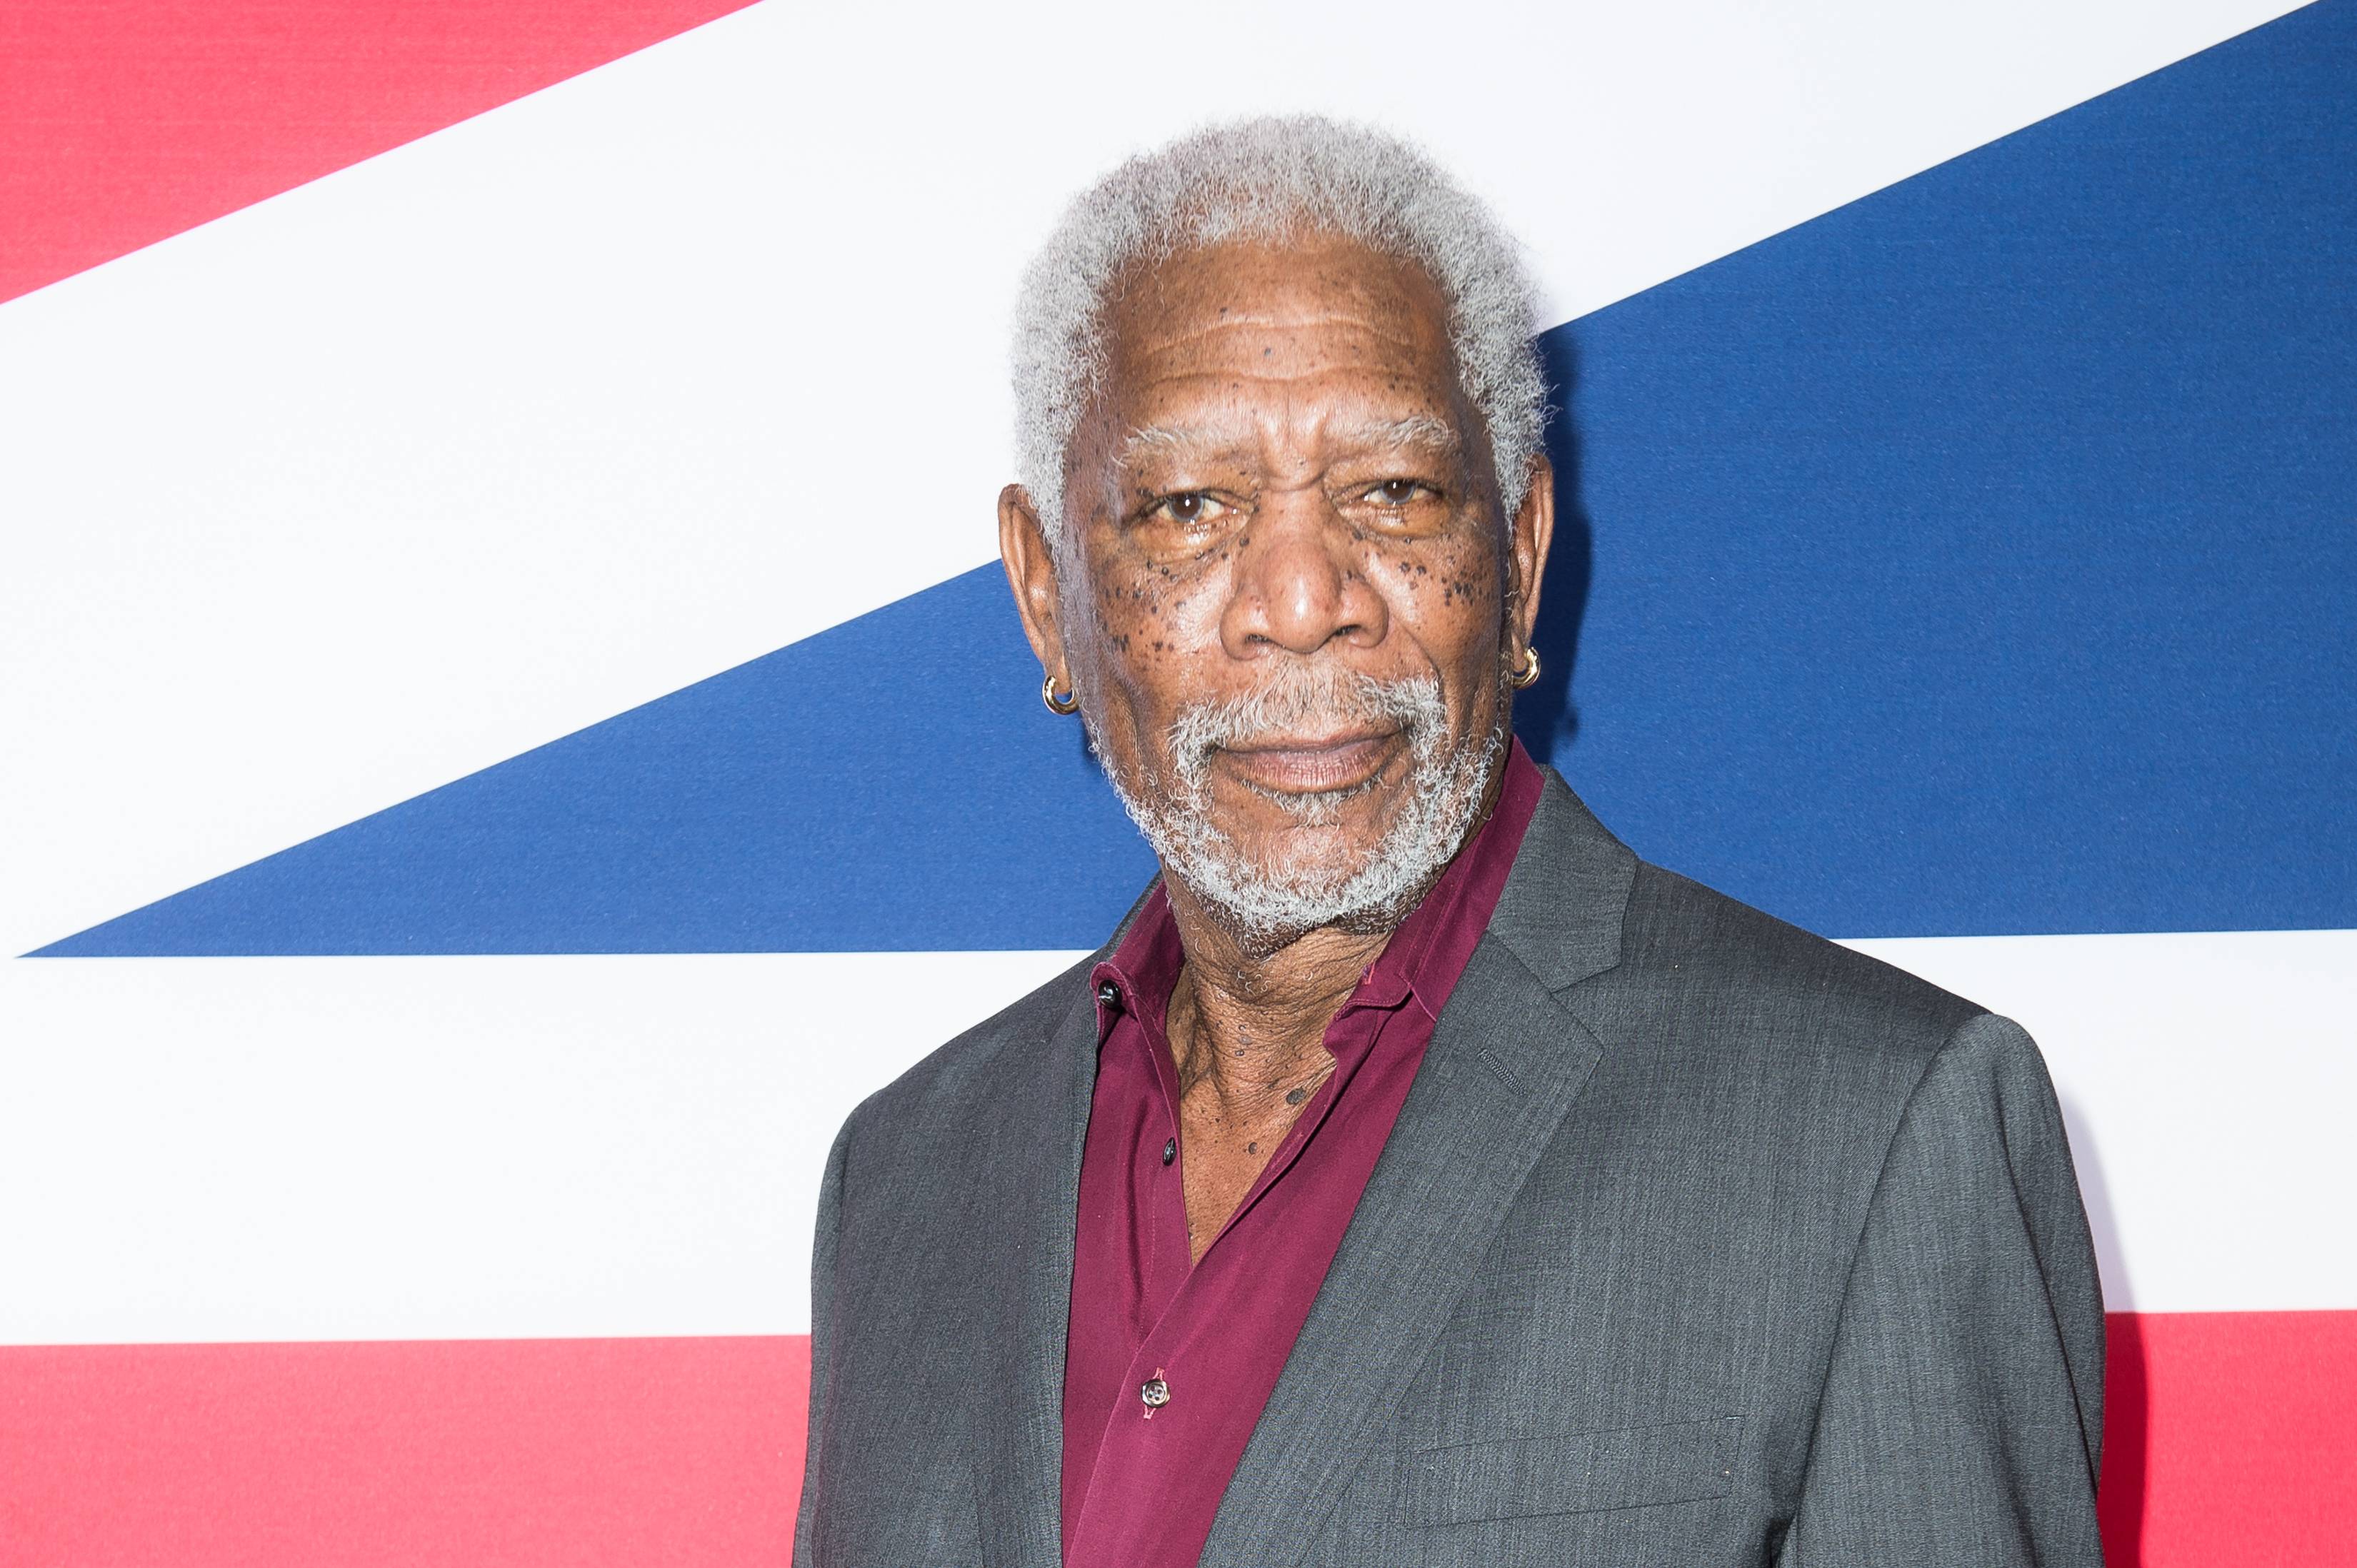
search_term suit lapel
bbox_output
[1487,768,1639,993]
[1197,770,1635,1568]
[975,973,1104,1568]
[1198,934,1606,1567]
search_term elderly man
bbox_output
[793,118,2105,1568]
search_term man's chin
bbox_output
[1225,810,1393,874]
[1114,756,1473,950]
[1203,833,1401,922]
[1184,855,1422,958]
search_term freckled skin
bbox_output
[999,238,1555,1260]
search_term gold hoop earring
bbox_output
[1041,671,1080,715]
[1508,645,1541,690]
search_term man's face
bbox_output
[1003,236,1550,942]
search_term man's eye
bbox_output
[1153,492,1223,525]
[1370,478,1428,505]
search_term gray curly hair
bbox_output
[1011,115,1548,546]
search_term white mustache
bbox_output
[1166,666,1447,788]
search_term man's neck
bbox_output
[1157,889,1390,1261]
[1160,891,1391,1105]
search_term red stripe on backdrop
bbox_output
[0,1335,809,1567]
[2,1313,2351,1565]
[2101,1310,2357,1567]
[0,0,758,306]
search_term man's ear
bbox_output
[1506,454,1556,653]
[999,483,1072,689]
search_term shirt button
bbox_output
[1161,1138,1176,1167]
[1097,980,1121,1009]
[1140,1377,1170,1409]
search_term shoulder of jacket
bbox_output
[1605,860,1988,1058]
[1897,1008,2064,1135]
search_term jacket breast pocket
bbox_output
[1398,1414,1744,1527]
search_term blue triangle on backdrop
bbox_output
[39,0,2356,955]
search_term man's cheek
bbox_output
[1131,573,1227,657]
[1422,536,1506,623]
[1365,546,1465,630]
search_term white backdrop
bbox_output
[2,3,2349,1563]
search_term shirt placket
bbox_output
[1076,996,1401,1510]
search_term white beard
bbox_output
[1086,662,1502,953]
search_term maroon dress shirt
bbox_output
[1059,740,1546,1568]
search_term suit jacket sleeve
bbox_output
[1784,1012,2107,1566]
[793,1113,854,1568]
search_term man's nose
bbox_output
[1219,492,1386,658]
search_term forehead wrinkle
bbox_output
[1130,303,1445,371]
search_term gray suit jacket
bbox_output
[794,770,2106,1567]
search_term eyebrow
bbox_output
[1116,424,1221,470]
[1327,413,1462,458]
[1115,413,1462,475]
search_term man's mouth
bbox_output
[1213,728,1403,798]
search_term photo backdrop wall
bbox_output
[2,1,2350,1562]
